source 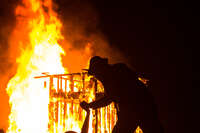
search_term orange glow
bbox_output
[135,126,143,133]
[6,0,66,132]
[6,0,118,133]
[6,0,143,133]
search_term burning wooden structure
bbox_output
[34,72,117,133]
[5,0,143,132]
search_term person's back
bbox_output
[101,63,139,105]
[101,63,163,133]
[99,63,135,101]
[82,56,164,133]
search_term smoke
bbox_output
[0,0,21,89]
[55,0,128,72]
[0,0,17,73]
[0,0,20,130]
[0,0,128,74]
[0,0,128,130]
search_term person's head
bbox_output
[87,56,110,80]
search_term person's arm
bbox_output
[80,96,112,133]
[88,95,113,109]
[80,95,113,110]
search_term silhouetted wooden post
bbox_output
[94,79,98,133]
[63,78,67,128]
[82,73,85,91]
[49,76,53,132]
[49,76,53,96]
[56,76,59,126]
[70,75,74,115]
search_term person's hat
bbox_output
[83,56,108,75]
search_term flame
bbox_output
[5,0,142,133]
[6,0,117,132]
[135,126,143,133]
[6,0,65,133]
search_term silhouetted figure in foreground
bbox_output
[81,56,164,133]
[64,102,90,133]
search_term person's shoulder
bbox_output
[113,63,128,69]
[112,63,136,75]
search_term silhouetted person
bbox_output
[64,102,90,133]
[81,56,164,133]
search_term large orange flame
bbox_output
[5,0,142,133]
[6,0,66,132]
[6,0,117,133]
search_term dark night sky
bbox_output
[0,0,192,132]
[59,0,190,133]
[88,1,190,133]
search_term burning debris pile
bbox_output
[34,72,117,133]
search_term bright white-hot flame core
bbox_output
[6,0,65,133]
[6,0,142,133]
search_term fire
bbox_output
[6,0,66,132]
[5,0,142,133]
[5,0,117,133]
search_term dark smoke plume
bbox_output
[55,0,128,72]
